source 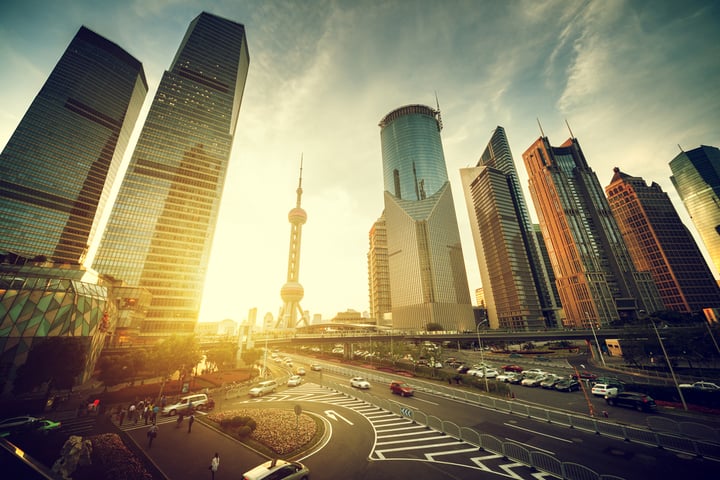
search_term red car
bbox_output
[502,365,523,373]
[572,371,597,381]
[390,381,414,397]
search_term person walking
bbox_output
[187,413,195,433]
[119,407,126,426]
[209,452,219,479]
[147,424,158,448]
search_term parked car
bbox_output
[508,374,524,385]
[605,392,657,412]
[243,459,310,480]
[34,419,62,435]
[521,374,546,387]
[554,379,580,392]
[390,381,414,397]
[350,377,370,389]
[310,363,322,371]
[679,381,720,391]
[249,380,278,397]
[540,375,562,389]
[501,364,523,373]
[456,366,470,374]
[471,368,499,378]
[523,368,546,376]
[591,383,621,397]
[0,416,41,437]
[287,375,302,387]
[496,372,520,383]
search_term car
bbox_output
[242,458,310,480]
[679,381,720,391]
[456,366,470,374]
[540,375,563,389]
[523,368,546,376]
[593,376,624,387]
[496,372,520,383]
[390,381,414,397]
[310,363,322,371]
[605,392,657,412]
[295,367,306,376]
[572,371,598,381]
[591,383,621,397]
[287,375,302,387]
[471,368,499,378]
[501,364,523,373]
[162,393,209,416]
[0,416,42,436]
[554,379,580,392]
[521,374,546,387]
[34,418,62,435]
[350,376,370,389]
[508,374,524,385]
[249,380,278,397]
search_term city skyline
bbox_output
[1,1,719,323]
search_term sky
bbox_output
[1,0,719,324]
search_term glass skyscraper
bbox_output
[460,126,560,331]
[379,104,473,331]
[523,135,664,328]
[0,27,147,265]
[607,168,720,313]
[669,145,720,275]
[92,12,250,339]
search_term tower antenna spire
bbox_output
[565,118,575,139]
[537,117,546,137]
[296,153,303,207]
[434,91,443,131]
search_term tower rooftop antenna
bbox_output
[565,118,575,139]
[296,154,303,207]
[537,118,546,138]
[434,91,443,131]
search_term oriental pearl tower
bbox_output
[276,158,309,328]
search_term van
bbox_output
[162,393,208,416]
[248,380,277,397]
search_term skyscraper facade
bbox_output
[669,146,720,275]
[522,135,663,328]
[0,27,147,265]
[460,126,560,331]
[606,168,720,313]
[368,213,391,325]
[379,104,473,331]
[92,12,250,339]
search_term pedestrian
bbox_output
[129,403,137,424]
[187,413,195,433]
[119,407,126,426]
[143,405,150,425]
[176,412,184,428]
[209,452,219,479]
[152,404,159,424]
[147,424,158,448]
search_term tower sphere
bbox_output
[288,207,307,224]
[281,281,304,302]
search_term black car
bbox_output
[605,392,657,412]
[554,379,580,392]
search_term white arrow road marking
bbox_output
[324,410,354,425]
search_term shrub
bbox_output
[237,425,252,437]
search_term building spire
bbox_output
[296,153,303,208]
[434,91,443,131]
[565,118,575,139]
[537,117,546,138]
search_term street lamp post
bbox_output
[476,319,489,392]
[585,311,606,367]
[644,311,688,411]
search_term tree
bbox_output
[13,337,87,394]
[240,348,262,368]
[204,342,236,371]
[96,352,147,388]
[148,335,202,380]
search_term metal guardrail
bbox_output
[316,362,720,480]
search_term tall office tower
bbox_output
[522,134,663,328]
[92,13,250,339]
[669,146,720,274]
[0,27,147,265]
[368,213,391,325]
[607,168,720,313]
[379,104,473,331]
[460,126,560,331]
[277,160,308,329]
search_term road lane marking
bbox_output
[324,409,354,425]
[504,439,556,456]
[503,423,571,444]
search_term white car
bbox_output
[591,383,620,397]
[469,368,499,378]
[523,368,546,376]
[496,372,520,383]
[521,374,546,387]
[350,376,370,389]
[287,375,302,387]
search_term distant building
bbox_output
[92,13,250,341]
[368,213,391,322]
[522,134,663,327]
[0,26,147,264]
[460,126,560,331]
[669,145,720,274]
[331,310,368,325]
[606,168,720,313]
[379,104,473,331]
